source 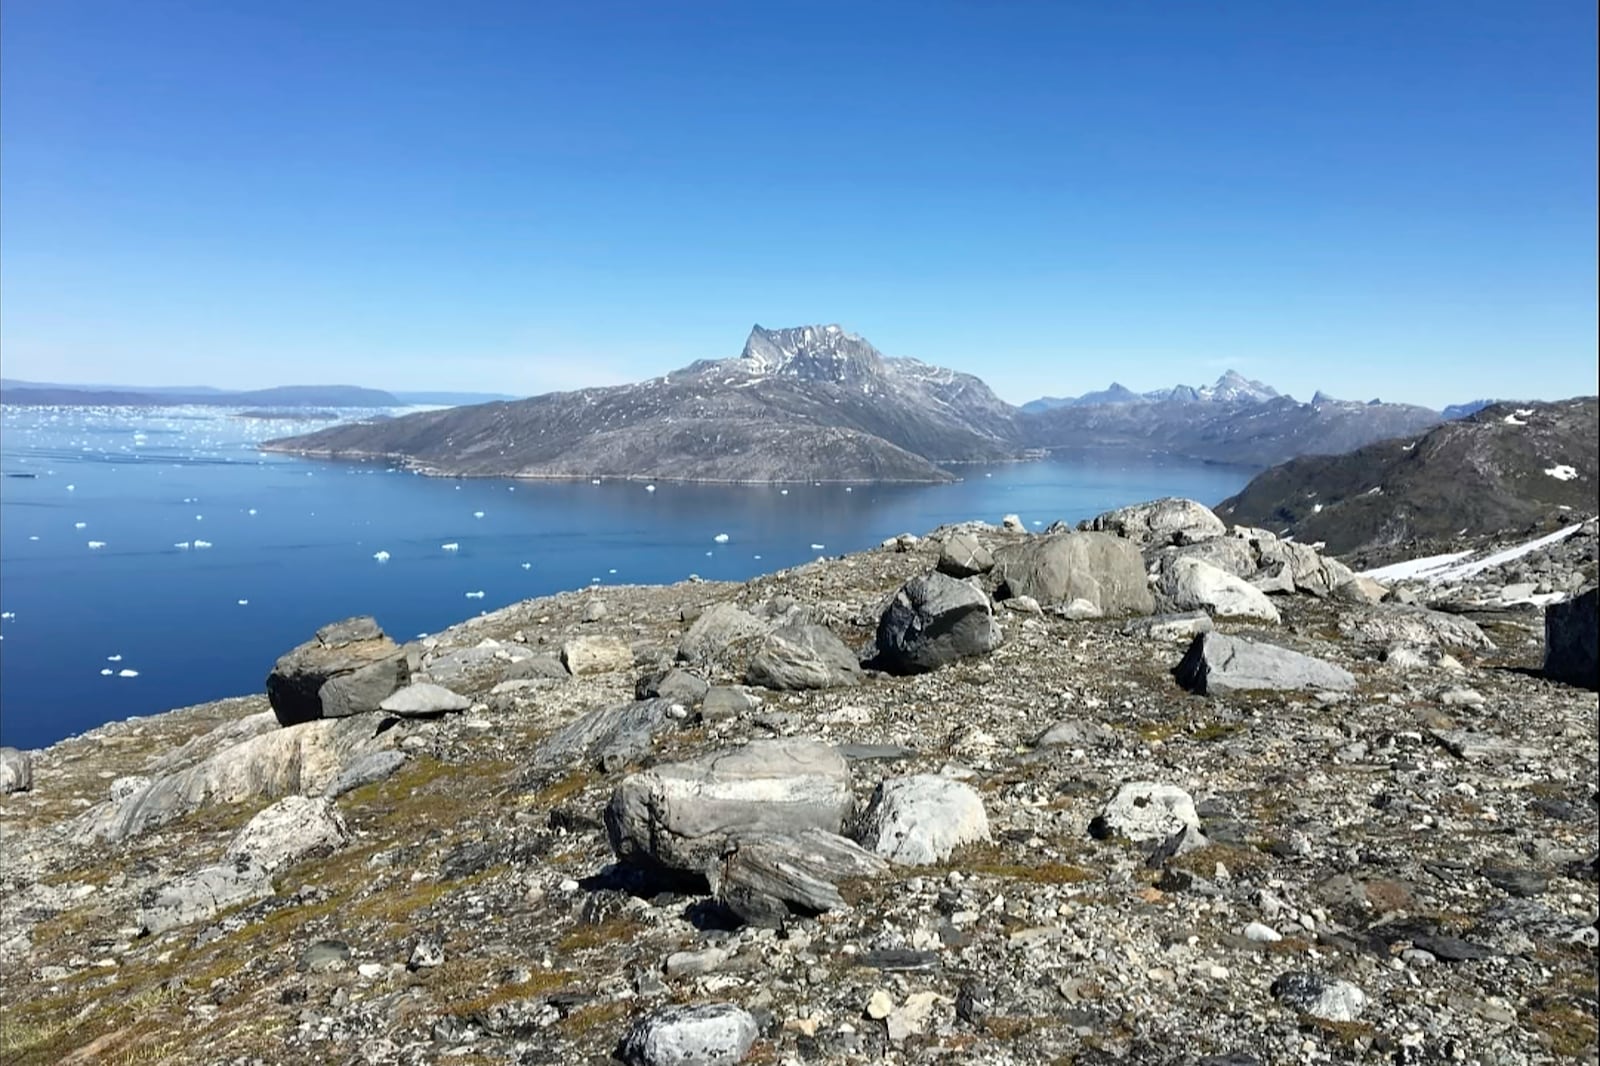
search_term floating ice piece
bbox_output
[28,536,38,541]
[237,599,249,605]
[175,541,191,550]
[0,612,14,620]
[520,562,531,570]
[473,511,485,518]
[985,472,993,478]
[74,521,87,529]
[247,508,257,515]
[101,668,114,676]
[66,484,75,491]
[608,568,617,574]
[705,550,713,556]
[373,550,391,562]
[713,533,730,543]
[753,554,761,560]
[193,539,213,549]
[441,543,460,552]
[591,479,601,485]
[780,489,789,495]
[645,484,656,492]
[1545,464,1578,481]
[195,514,203,521]
[810,543,825,551]
[844,486,852,492]
[465,590,485,599]
[107,654,122,662]
[87,540,107,549]
[118,669,139,678]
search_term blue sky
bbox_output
[2,1,1594,407]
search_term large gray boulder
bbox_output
[1247,533,1357,597]
[530,698,680,772]
[137,857,273,935]
[993,532,1154,616]
[936,532,994,578]
[856,775,990,865]
[78,714,398,843]
[1163,536,1260,580]
[266,616,409,727]
[561,635,634,676]
[709,829,888,920]
[605,739,853,877]
[1176,632,1357,695]
[1080,497,1226,548]
[618,1004,758,1066]
[0,748,32,794]
[1090,782,1200,843]
[225,795,349,871]
[677,604,772,666]
[746,623,863,690]
[1338,605,1493,650]
[379,682,471,716]
[1160,557,1281,622]
[1545,587,1598,689]
[872,571,1001,675]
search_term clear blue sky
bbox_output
[3,1,1595,407]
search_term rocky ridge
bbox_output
[0,501,1596,1065]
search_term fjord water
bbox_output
[0,406,1251,750]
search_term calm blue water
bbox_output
[0,405,1251,749]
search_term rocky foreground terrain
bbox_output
[1,500,1596,1066]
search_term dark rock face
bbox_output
[992,533,1154,616]
[1217,397,1599,554]
[265,616,409,727]
[872,571,1001,674]
[1545,586,1599,689]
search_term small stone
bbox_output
[301,939,351,973]
[357,962,384,979]
[1270,972,1367,1022]
[1244,922,1282,943]
[865,989,894,1020]
[408,939,444,971]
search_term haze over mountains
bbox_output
[263,324,1449,482]
[0,380,517,408]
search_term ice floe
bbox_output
[100,668,113,676]
[118,669,139,678]
[237,599,249,605]
[373,550,391,562]
[810,543,825,550]
[87,540,107,549]
[74,521,87,529]
[465,590,485,599]
[175,541,190,550]
[107,654,122,662]
[192,539,213,549]
[441,543,460,552]
[713,533,730,543]
[473,511,485,518]
[645,484,656,492]
[520,562,531,570]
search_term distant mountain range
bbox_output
[0,380,519,408]
[262,324,1451,482]
[1217,397,1599,554]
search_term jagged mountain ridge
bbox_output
[1217,397,1600,554]
[264,324,1446,481]
[1018,370,1280,413]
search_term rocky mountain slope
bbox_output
[263,327,1446,482]
[1217,397,1600,557]
[2,498,1595,1066]
[1021,370,1283,413]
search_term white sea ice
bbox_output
[441,543,460,552]
[74,521,87,529]
[193,540,213,549]
[465,590,485,599]
[713,533,730,543]
[520,562,531,570]
[107,654,121,661]
[645,484,656,492]
[810,543,825,550]
[373,550,391,562]
[118,669,139,678]
[101,669,113,676]
[473,511,485,518]
[175,542,191,550]
[238,599,249,606]
[87,540,106,549]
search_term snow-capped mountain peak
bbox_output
[736,324,885,383]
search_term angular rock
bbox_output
[225,795,349,871]
[1090,782,1200,843]
[1544,586,1598,689]
[137,857,273,935]
[0,747,32,794]
[1160,557,1281,622]
[79,714,397,843]
[677,604,772,666]
[1331,576,1388,605]
[746,623,862,690]
[379,682,471,716]
[606,739,853,876]
[1176,632,1356,695]
[581,599,609,623]
[700,686,760,721]
[1247,534,1356,597]
[265,616,409,727]
[322,749,407,799]
[1270,972,1367,1022]
[617,1003,758,1066]
[561,635,634,676]
[637,668,710,704]
[1338,605,1494,650]
[871,570,1001,675]
[856,775,990,865]
[709,828,889,917]
[532,698,679,772]
[504,653,571,681]
[1122,611,1215,641]
[936,532,994,578]
[1081,497,1226,547]
[1165,536,1260,580]
[992,532,1154,616]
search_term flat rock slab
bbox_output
[561,635,634,676]
[605,739,853,876]
[710,828,889,920]
[857,775,990,865]
[1090,781,1200,843]
[1123,611,1215,641]
[225,794,349,872]
[1431,729,1550,763]
[617,1003,758,1066]
[380,682,471,716]
[137,857,273,935]
[531,698,679,772]
[993,532,1154,616]
[322,749,407,799]
[746,623,863,690]
[1176,632,1356,695]
[1338,605,1493,650]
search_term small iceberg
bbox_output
[247,508,257,515]
[87,540,107,549]
[591,479,601,485]
[237,599,249,606]
[465,590,486,599]
[100,668,113,676]
[192,539,213,549]
[810,543,825,551]
[373,550,391,562]
[107,654,122,662]
[520,562,531,570]
[118,668,139,678]
[174,541,191,550]
[74,521,87,529]
[195,515,203,521]
[473,511,485,518]
[66,484,76,491]
[779,489,789,495]
[441,543,460,552]
[713,533,730,543]
[0,611,14,620]
[645,484,656,492]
